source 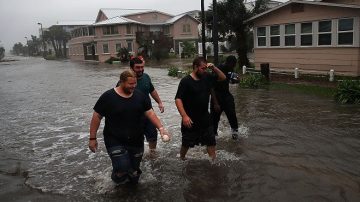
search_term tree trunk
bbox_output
[51,40,57,56]
[235,30,249,67]
[63,40,67,58]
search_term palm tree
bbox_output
[206,0,269,67]
[43,26,71,58]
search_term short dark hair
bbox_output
[192,57,207,69]
[130,57,143,68]
[225,55,237,67]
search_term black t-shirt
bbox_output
[175,73,217,131]
[93,88,152,147]
[213,63,231,96]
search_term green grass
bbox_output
[270,83,336,98]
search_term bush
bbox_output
[239,73,268,88]
[117,48,130,62]
[105,57,120,64]
[168,66,179,77]
[44,55,56,60]
[334,80,360,104]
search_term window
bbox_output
[182,24,191,33]
[318,20,332,45]
[270,25,280,46]
[127,41,133,52]
[102,26,118,35]
[164,25,170,35]
[301,22,312,46]
[86,46,92,55]
[102,43,109,54]
[285,24,295,46]
[89,27,94,36]
[338,18,353,45]
[115,43,121,53]
[257,27,266,47]
[82,27,89,36]
[126,24,132,34]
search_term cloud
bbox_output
[0,0,213,50]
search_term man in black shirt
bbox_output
[89,70,170,185]
[175,57,226,161]
[211,55,239,140]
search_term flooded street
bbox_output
[0,57,359,201]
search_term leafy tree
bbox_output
[206,0,269,67]
[43,26,71,58]
[181,41,196,58]
[12,42,24,56]
[0,47,5,60]
[136,31,172,60]
[27,35,41,56]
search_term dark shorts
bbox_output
[107,145,144,184]
[181,126,216,148]
[144,118,158,142]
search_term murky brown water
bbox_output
[0,57,359,201]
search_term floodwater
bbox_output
[0,57,359,202]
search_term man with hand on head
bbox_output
[175,57,226,161]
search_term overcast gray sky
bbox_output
[0,0,214,50]
[0,0,286,51]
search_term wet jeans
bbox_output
[107,145,144,184]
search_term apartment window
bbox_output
[270,25,280,46]
[285,24,295,46]
[338,18,354,45]
[102,26,118,35]
[164,25,170,35]
[301,22,312,46]
[115,43,122,53]
[86,46,92,55]
[127,41,133,52]
[89,27,94,36]
[126,24,132,34]
[102,43,109,54]
[82,27,89,36]
[182,24,191,33]
[318,20,332,46]
[257,27,266,47]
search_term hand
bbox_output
[159,127,171,142]
[182,115,193,128]
[89,139,98,153]
[158,103,164,113]
[206,63,215,71]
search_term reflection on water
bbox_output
[0,57,359,201]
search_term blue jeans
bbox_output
[107,145,144,184]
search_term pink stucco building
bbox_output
[248,0,360,76]
[68,9,200,62]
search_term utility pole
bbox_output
[201,0,206,59]
[38,22,46,57]
[212,0,219,66]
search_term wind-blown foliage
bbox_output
[12,42,25,56]
[239,73,268,88]
[43,26,71,58]
[206,0,270,67]
[334,80,360,104]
